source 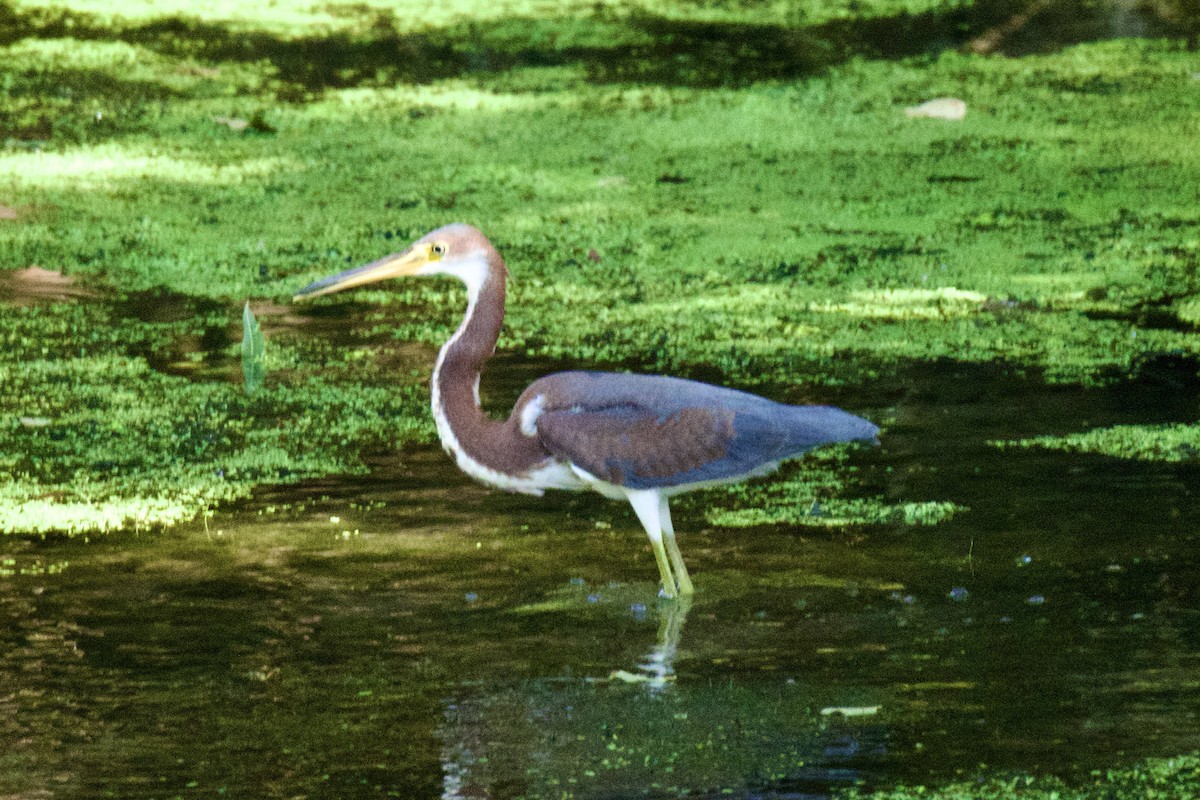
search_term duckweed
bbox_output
[995,423,1200,463]
[3,2,1197,537]
[698,446,963,528]
[0,346,429,535]
[843,753,1200,800]
[1,21,1197,388]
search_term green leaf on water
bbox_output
[241,301,266,396]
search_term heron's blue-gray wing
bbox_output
[529,372,878,491]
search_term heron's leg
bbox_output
[627,489,679,599]
[658,496,694,596]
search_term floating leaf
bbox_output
[241,301,266,396]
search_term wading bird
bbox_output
[295,224,878,598]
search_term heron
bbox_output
[294,224,878,598]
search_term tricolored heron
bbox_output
[295,224,878,598]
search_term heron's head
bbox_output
[293,223,497,302]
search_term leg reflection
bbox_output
[636,595,693,692]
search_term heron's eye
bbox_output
[432,242,447,257]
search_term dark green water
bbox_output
[4,350,1200,799]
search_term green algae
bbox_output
[0,295,899,536]
[995,422,1200,463]
[695,446,964,528]
[7,0,980,30]
[842,753,1200,800]
[0,305,430,535]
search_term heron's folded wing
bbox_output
[535,404,738,489]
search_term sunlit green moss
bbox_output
[8,0,981,32]
[812,287,989,320]
[5,31,1194,386]
[995,423,1200,463]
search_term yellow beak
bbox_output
[293,244,434,301]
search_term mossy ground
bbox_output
[5,3,1200,387]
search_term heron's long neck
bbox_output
[433,258,504,413]
[428,253,559,485]
[430,253,521,465]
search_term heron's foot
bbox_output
[657,580,693,601]
[655,563,694,600]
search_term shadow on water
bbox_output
[0,0,1189,95]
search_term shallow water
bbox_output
[3,350,1200,799]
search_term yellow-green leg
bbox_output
[627,489,680,599]
[659,495,694,596]
[650,535,679,599]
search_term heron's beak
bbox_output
[293,243,434,301]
